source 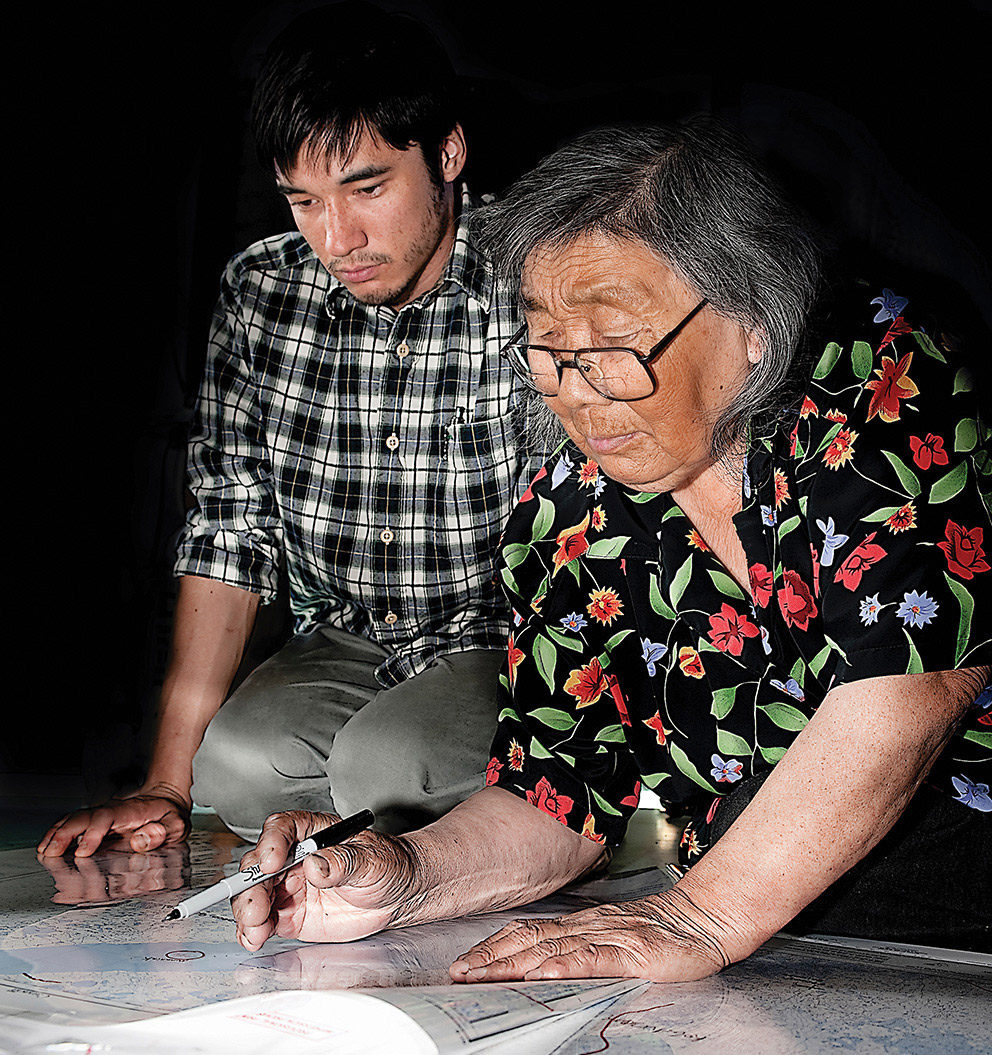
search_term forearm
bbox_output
[672,667,988,963]
[143,575,260,799]
[390,787,606,928]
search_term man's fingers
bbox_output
[129,821,169,852]
[38,814,93,857]
[72,810,118,858]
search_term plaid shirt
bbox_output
[175,188,525,685]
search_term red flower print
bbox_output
[810,545,821,598]
[822,427,858,469]
[578,459,600,488]
[620,781,641,808]
[607,673,631,725]
[707,603,760,656]
[865,351,919,423]
[553,513,590,575]
[800,396,819,419]
[824,408,848,424]
[678,646,706,678]
[748,563,773,608]
[885,503,916,533]
[643,711,667,745]
[789,421,799,458]
[777,569,819,630]
[485,756,503,786]
[564,656,609,707]
[526,776,574,824]
[937,521,990,580]
[705,796,722,825]
[774,468,790,509]
[587,587,623,625]
[591,505,607,531]
[833,532,887,592]
[909,433,950,471]
[581,813,606,843]
[508,739,525,771]
[878,315,913,351]
[686,528,710,551]
[519,465,547,503]
[508,633,524,686]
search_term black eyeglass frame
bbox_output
[501,298,709,402]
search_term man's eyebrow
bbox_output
[276,163,392,196]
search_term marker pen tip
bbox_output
[163,909,180,922]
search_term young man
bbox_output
[39,2,524,855]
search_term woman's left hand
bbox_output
[449,890,731,984]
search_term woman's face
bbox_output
[522,233,761,494]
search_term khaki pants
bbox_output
[191,626,504,840]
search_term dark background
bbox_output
[6,1,989,793]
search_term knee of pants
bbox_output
[325,717,465,824]
[191,707,326,830]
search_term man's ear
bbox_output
[439,123,467,183]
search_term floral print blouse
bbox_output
[486,284,992,865]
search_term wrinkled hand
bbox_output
[37,786,192,858]
[449,890,731,984]
[233,811,421,952]
[40,841,190,905]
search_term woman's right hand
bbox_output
[233,810,422,951]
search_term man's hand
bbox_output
[37,786,192,858]
[449,889,731,984]
[233,811,422,951]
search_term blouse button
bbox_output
[396,342,410,358]
[384,611,399,625]
[385,433,400,451]
[380,528,395,544]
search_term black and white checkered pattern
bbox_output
[175,190,525,685]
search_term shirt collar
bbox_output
[325,183,494,318]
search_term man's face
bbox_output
[277,126,466,307]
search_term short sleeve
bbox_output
[792,292,991,685]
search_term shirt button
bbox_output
[385,433,400,451]
[396,342,410,358]
[380,528,394,544]
[384,611,399,625]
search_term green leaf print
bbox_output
[759,702,809,732]
[962,730,992,750]
[813,341,842,380]
[882,450,922,498]
[670,554,693,609]
[851,340,873,380]
[527,707,575,730]
[503,542,530,569]
[708,569,745,600]
[903,630,924,675]
[587,536,632,559]
[912,330,947,362]
[944,572,974,668]
[809,643,833,678]
[929,461,968,504]
[596,724,626,742]
[953,368,974,394]
[861,505,908,523]
[710,685,737,720]
[759,745,788,765]
[716,729,754,757]
[954,417,978,454]
[649,573,677,620]
[533,633,558,693]
[591,788,623,816]
[531,494,555,542]
[669,742,719,794]
[529,737,552,759]
[546,626,584,652]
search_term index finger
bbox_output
[242,811,339,875]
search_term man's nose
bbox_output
[324,206,367,257]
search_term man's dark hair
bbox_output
[250,2,459,183]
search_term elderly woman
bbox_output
[232,120,991,978]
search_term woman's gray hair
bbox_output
[480,117,822,459]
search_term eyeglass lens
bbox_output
[511,346,653,400]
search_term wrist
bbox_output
[133,779,193,812]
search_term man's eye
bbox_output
[289,199,317,210]
[355,183,383,197]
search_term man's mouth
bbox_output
[335,263,383,283]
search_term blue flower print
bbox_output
[742,456,753,499]
[551,452,575,489]
[815,516,850,567]
[560,612,588,632]
[770,677,805,702]
[971,684,992,714]
[896,590,939,628]
[760,626,772,655]
[859,594,882,626]
[761,505,777,527]
[641,638,669,677]
[950,775,992,812]
[593,475,607,499]
[870,288,909,323]
[711,754,744,783]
